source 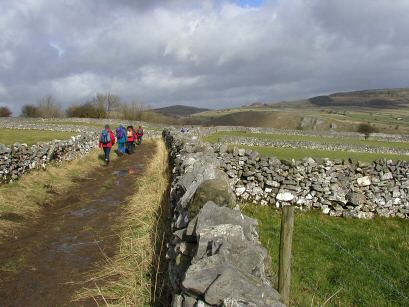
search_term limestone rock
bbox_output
[357,176,371,186]
[276,191,295,202]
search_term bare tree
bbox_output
[106,93,121,117]
[120,101,149,120]
[37,95,63,118]
[88,93,121,118]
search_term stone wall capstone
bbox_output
[163,128,285,307]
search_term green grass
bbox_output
[242,204,409,306]
[0,128,77,146]
[229,144,409,162]
[203,131,409,150]
[346,111,409,127]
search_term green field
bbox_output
[204,131,409,150]
[228,144,409,162]
[242,204,409,306]
[0,129,76,146]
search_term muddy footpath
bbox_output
[0,143,156,306]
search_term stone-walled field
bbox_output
[172,126,409,220]
[198,125,409,142]
[173,127,409,220]
[217,136,409,156]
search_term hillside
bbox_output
[308,88,409,108]
[154,105,210,117]
[188,87,409,134]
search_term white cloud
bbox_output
[0,50,15,70]
[0,83,8,96]
[1,0,409,112]
[49,42,66,57]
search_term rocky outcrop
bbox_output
[214,146,409,219]
[163,129,284,306]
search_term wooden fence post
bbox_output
[278,205,295,306]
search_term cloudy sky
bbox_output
[1,0,409,113]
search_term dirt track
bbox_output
[0,143,156,306]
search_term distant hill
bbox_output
[308,88,409,108]
[153,105,210,117]
[242,102,271,108]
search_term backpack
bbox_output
[100,129,111,144]
[116,127,124,139]
[137,128,143,136]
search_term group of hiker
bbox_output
[99,124,144,164]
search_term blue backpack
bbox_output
[100,129,111,144]
[116,127,125,139]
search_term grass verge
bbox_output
[75,139,170,306]
[0,128,77,146]
[0,149,116,240]
[242,204,409,306]
[203,131,409,150]
[228,144,409,162]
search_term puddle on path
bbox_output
[113,164,145,177]
[70,207,97,217]
[0,143,155,306]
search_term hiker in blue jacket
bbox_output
[115,124,127,155]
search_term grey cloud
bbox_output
[1,0,409,114]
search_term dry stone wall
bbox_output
[195,126,409,143]
[0,132,99,184]
[163,129,284,307]
[179,127,409,219]
[214,145,409,219]
[218,136,409,156]
[0,120,92,132]
[0,117,164,135]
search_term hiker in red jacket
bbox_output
[99,124,116,165]
[136,125,144,145]
[126,125,136,154]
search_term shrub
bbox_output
[21,105,40,117]
[357,123,378,139]
[66,102,107,118]
[0,106,12,117]
[67,93,121,119]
